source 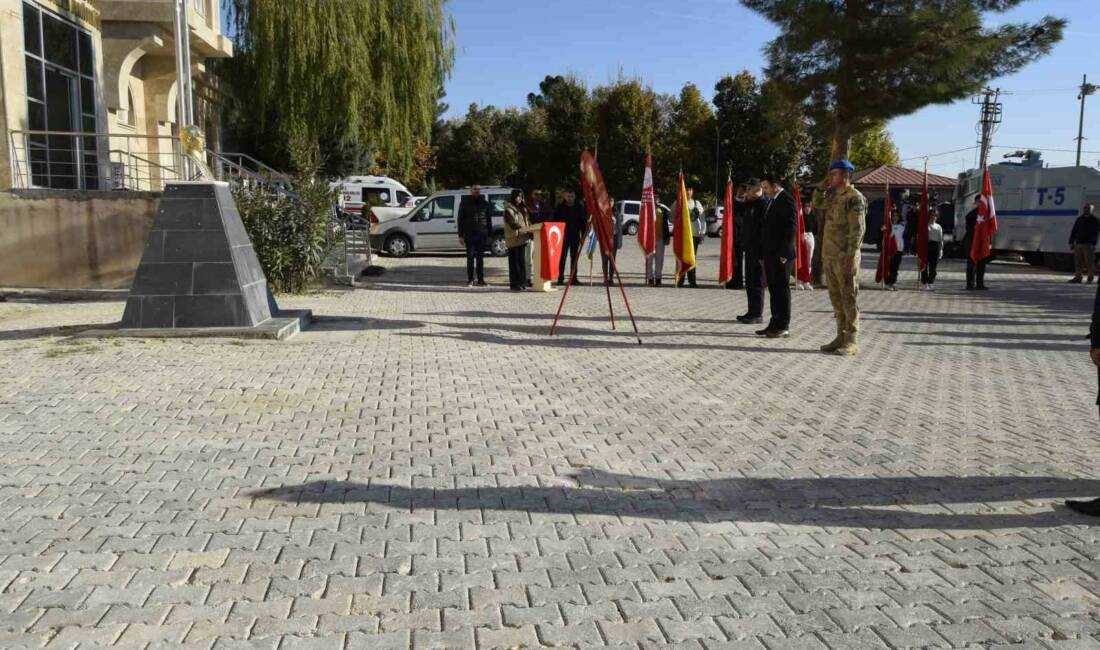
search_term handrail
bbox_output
[11,129,179,140]
[108,149,178,175]
[218,152,291,180]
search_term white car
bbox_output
[369,187,514,258]
[614,200,671,236]
[331,175,414,216]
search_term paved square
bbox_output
[1,244,1098,649]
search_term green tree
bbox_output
[224,0,454,177]
[713,72,809,185]
[434,104,519,187]
[660,83,715,201]
[527,75,593,191]
[741,0,1064,161]
[849,121,900,170]
[591,78,664,199]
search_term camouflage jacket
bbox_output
[812,185,867,257]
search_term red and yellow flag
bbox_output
[673,173,696,282]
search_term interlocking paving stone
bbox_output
[2,245,1099,648]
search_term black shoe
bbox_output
[556,280,565,286]
[965,285,975,290]
[1069,277,1083,283]
[737,315,763,324]
[526,281,533,288]
[689,283,698,288]
[655,279,662,287]
[476,280,488,287]
[976,285,989,290]
[766,329,790,339]
[510,287,523,292]
[755,327,772,336]
[1066,498,1100,517]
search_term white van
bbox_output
[331,176,415,215]
[370,187,514,257]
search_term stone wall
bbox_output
[0,190,156,289]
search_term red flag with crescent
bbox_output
[970,167,997,262]
[875,182,898,284]
[541,222,565,280]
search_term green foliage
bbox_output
[742,0,1065,159]
[849,121,901,170]
[223,0,454,179]
[714,71,809,185]
[592,78,664,199]
[234,154,338,295]
[659,84,716,199]
[434,104,520,187]
[527,75,595,190]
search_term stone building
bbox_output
[0,0,233,288]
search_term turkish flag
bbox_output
[875,182,898,284]
[719,179,735,284]
[541,222,565,280]
[794,185,811,283]
[970,167,997,263]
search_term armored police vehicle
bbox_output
[954,150,1100,269]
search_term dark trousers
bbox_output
[600,249,618,283]
[507,246,526,289]
[966,256,988,288]
[764,257,792,330]
[922,242,941,284]
[465,233,486,282]
[678,237,705,287]
[887,252,903,286]
[558,233,582,282]
[744,256,765,317]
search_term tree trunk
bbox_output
[831,117,853,163]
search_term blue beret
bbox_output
[830,160,855,172]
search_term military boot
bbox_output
[834,331,859,356]
[819,329,845,353]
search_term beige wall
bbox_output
[0,190,156,288]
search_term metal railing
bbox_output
[8,130,188,192]
[8,131,296,195]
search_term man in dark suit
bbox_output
[737,179,766,324]
[555,190,588,285]
[1066,281,1100,516]
[757,174,797,338]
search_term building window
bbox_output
[123,86,136,127]
[21,1,99,190]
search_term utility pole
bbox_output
[714,124,721,205]
[1076,74,1098,166]
[972,88,1002,169]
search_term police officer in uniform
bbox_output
[812,160,867,355]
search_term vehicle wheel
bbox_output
[716,226,723,238]
[490,234,509,257]
[625,222,638,236]
[384,234,411,258]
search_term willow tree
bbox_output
[225,0,453,177]
[741,0,1064,161]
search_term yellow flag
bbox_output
[674,173,696,282]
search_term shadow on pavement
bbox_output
[0,323,108,341]
[251,469,1099,530]
[309,315,426,332]
[397,329,818,354]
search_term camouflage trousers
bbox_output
[824,251,860,334]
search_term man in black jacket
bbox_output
[555,190,588,285]
[1069,203,1100,283]
[457,185,491,287]
[737,179,766,324]
[757,174,798,337]
[1065,282,1100,516]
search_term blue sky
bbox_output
[443,0,1099,176]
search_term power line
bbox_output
[898,146,977,162]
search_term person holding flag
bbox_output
[672,174,698,288]
[875,182,898,288]
[967,168,998,289]
[915,165,931,287]
[638,151,660,286]
[793,185,813,291]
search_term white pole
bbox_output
[172,0,188,177]
[181,0,195,128]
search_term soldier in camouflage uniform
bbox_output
[811,160,867,356]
